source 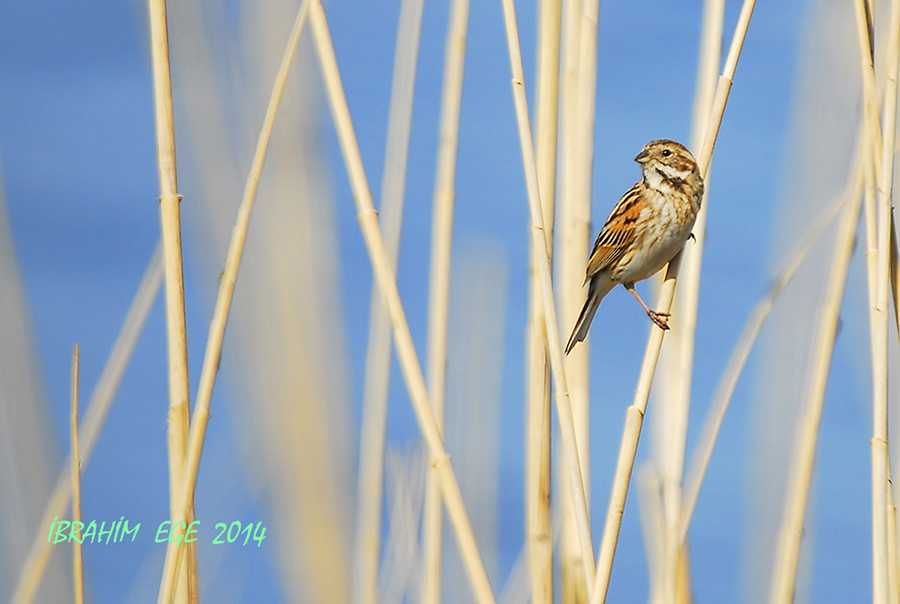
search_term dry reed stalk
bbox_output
[155,3,313,602]
[555,1,586,598]
[854,0,879,429]
[678,176,855,544]
[892,222,900,338]
[889,484,900,603]
[69,345,83,604]
[421,0,472,600]
[591,1,758,601]
[556,0,599,598]
[499,0,597,596]
[11,246,162,604]
[535,0,561,242]
[527,0,561,601]
[353,0,424,601]
[871,0,900,599]
[851,0,898,600]
[892,226,900,603]
[766,182,867,603]
[308,2,495,601]
[147,0,196,600]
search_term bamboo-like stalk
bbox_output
[889,483,900,604]
[555,1,586,598]
[891,221,900,339]
[891,219,900,604]
[70,344,84,604]
[851,0,900,601]
[650,0,723,598]
[147,0,196,600]
[535,0,561,243]
[353,0,424,601]
[591,2,757,601]
[527,0,561,602]
[308,2,495,601]
[891,220,900,339]
[155,3,314,602]
[11,246,162,604]
[499,0,597,597]
[854,0,880,417]
[872,0,900,599]
[421,0,472,600]
[556,0,599,598]
[679,174,855,544]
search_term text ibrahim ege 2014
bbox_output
[47,517,267,546]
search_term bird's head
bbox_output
[635,139,702,193]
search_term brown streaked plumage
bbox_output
[565,139,704,355]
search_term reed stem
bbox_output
[147,0,196,599]
[70,344,84,604]
[527,0,561,601]
[422,0,472,599]
[556,0,599,596]
[155,2,314,601]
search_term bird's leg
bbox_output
[624,283,670,330]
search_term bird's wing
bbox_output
[585,181,643,279]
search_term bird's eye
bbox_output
[662,149,672,157]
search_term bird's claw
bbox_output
[648,310,670,330]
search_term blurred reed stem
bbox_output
[422,0,471,600]
[353,0,424,601]
[679,168,856,544]
[69,345,83,604]
[766,163,863,604]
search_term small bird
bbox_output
[565,139,704,355]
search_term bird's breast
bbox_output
[610,188,699,283]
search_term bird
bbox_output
[564,139,704,355]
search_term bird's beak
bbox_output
[634,149,649,163]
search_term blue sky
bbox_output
[4,0,883,602]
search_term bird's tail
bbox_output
[565,276,613,355]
